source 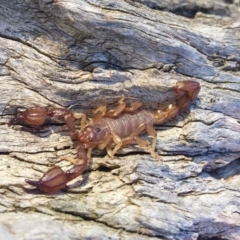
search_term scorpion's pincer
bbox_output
[25,166,68,193]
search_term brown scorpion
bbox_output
[8,80,200,193]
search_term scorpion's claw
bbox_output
[25,179,41,187]
[8,116,21,127]
[25,166,68,194]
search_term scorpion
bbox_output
[8,80,200,193]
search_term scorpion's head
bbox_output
[78,123,108,148]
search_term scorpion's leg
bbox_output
[73,112,87,130]
[25,145,90,193]
[105,98,142,117]
[106,123,159,159]
[93,105,107,122]
[106,98,126,117]
[106,133,123,158]
[124,102,142,113]
[93,98,142,121]
[127,123,159,159]
[92,98,126,121]
[97,133,113,150]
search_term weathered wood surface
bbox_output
[1,0,240,239]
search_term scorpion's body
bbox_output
[9,80,200,193]
[93,110,154,139]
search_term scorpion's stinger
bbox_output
[175,80,201,100]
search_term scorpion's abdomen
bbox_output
[103,110,155,138]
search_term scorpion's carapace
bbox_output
[9,80,200,193]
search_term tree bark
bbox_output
[1,0,240,239]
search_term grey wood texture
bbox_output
[0,0,240,239]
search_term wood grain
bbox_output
[1,0,240,239]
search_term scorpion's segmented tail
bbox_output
[153,80,200,124]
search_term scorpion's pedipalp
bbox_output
[25,145,89,193]
[8,107,77,130]
[25,166,68,193]
[8,108,49,128]
[9,107,92,194]
[8,106,83,142]
[8,114,22,127]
